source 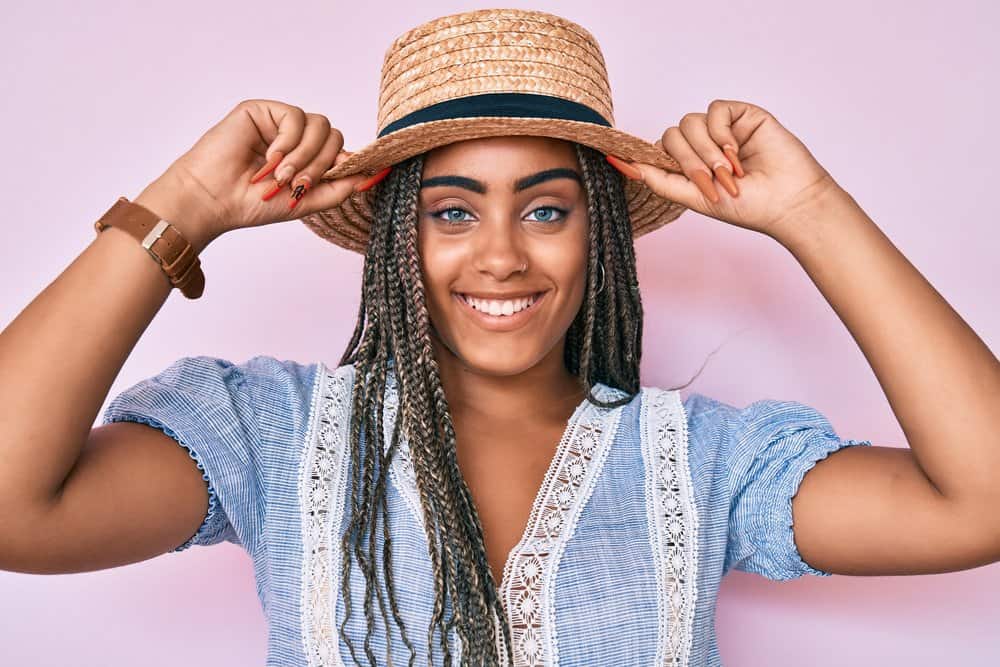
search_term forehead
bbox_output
[422,136,579,175]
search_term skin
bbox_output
[408,99,1000,580]
[624,99,1000,576]
[415,136,594,581]
[417,136,588,408]
[3,96,994,585]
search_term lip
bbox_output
[452,290,547,332]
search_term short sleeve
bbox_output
[723,398,872,580]
[100,355,263,553]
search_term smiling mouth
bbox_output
[454,291,546,317]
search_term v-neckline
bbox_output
[379,370,624,594]
[492,390,597,591]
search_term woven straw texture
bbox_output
[299,8,688,254]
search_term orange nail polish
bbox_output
[713,163,739,197]
[722,144,745,178]
[353,166,392,193]
[605,154,643,180]
[251,151,284,184]
[262,181,284,201]
[288,178,311,210]
[691,171,720,203]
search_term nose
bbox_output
[472,217,529,280]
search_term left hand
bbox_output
[624,99,845,239]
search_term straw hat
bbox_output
[299,8,688,253]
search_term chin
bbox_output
[447,340,551,377]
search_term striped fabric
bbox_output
[102,355,871,666]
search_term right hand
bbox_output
[134,99,368,250]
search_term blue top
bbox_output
[101,355,871,666]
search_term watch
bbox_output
[94,196,205,299]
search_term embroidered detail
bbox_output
[379,370,628,666]
[383,370,425,529]
[497,384,627,667]
[381,369,463,663]
[299,363,354,667]
[641,388,698,666]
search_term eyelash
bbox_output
[429,205,568,225]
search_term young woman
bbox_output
[1,8,997,667]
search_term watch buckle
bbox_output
[141,220,170,263]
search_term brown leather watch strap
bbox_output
[94,196,205,299]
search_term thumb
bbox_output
[292,148,365,216]
[295,173,368,216]
[632,162,705,211]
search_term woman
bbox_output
[1,8,997,667]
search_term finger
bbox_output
[270,112,332,188]
[706,99,746,177]
[291,171,367,217]
[660,125,721,204]
[678,112,739,198]
[292,145,365,216]
[253,103,307,178]
[630,161,705,212]
[333,149,354,167]
[286,126,346,210]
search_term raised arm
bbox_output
[0,99,363,573]
[770,185,1000,575]
[0,173,219,572]
[616,98,1000,576]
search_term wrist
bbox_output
[133,173,222,255]
[766,181,860,251]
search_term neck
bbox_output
[429,335,588,429]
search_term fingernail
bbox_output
[262,181,284,201]
[274,163,296,186]
[353,166,392,193]
[250,151,284,184]
[713,162,739,197]
[288,175,311,210]
[605,155,643,181]
[722,144,745,178]
[691,170,720,203]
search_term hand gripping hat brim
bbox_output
[299,8,688,254]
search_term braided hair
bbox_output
[335,142,646,666]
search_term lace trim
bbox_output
[380,370,628,666]
[497,384,627,667]
[383,370,425,530]
[381,369,463,662]
[299,362,353,667]
[641,388,698,666]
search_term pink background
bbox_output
[2,1,997,664]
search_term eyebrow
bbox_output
[419,167,582,194]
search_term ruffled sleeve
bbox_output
[722,397,872,580]
[100,355,265,553]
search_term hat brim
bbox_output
[299,116,689,254]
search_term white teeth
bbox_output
[462,293,539,316]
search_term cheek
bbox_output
[417,230,462,313]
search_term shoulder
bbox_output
[633,385,741,441]
[106,354,338,435]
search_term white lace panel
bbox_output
[299,363,353,667]
[343,370,630,667]
[641,388,699,666]
[312,368,624,667]
[497,384,627,667]
[382,370,425,530]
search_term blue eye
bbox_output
[526,206,567,223]
[431,207,473,224]
[429,205,568,225]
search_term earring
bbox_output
[595,260,606,295]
